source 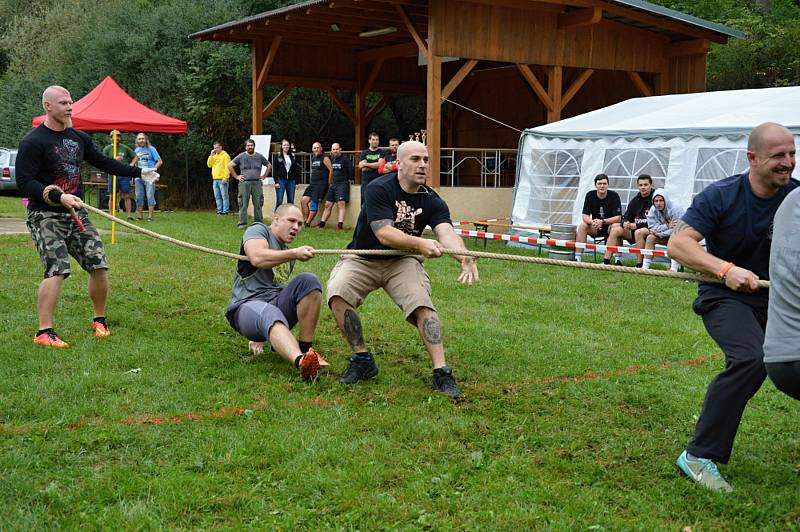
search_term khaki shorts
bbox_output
[326,255,435,323]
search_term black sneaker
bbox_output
[340,354,378,384]
[432,366,462,398]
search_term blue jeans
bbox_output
[135,178,156,207]
[212,179,229,214]
[275,178,296,208]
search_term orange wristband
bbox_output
[717,262,734,280]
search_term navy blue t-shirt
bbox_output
[683,171,799,300]
[348,173,451,258]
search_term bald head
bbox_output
[748,122,793,152]
[42,85,70,106]
[397,140,425,160]
[274,203,302,218]
[41,85,73,131]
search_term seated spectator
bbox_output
[575,174,621,263]
[643,188,684,271]
[603,174,653,266]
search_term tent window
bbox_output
[601,148,669,204]
[694,148,749,195]
[526,148,584,225]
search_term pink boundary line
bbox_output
[457,228,669,257]
[0,356,713,435]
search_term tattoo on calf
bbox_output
[343,309,365,350]
[421,317,443,345]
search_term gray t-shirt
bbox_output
[232,151,269,181]
[764,187,800,363]
[226,223,295,318]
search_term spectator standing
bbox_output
[318,142,354,230]
[272,139,300,209]
[300,141,332,226]
[102,129,138,220]
[358,131,383,203]
[134,132,162,222]
[228,139,271,228]
[575,174,621,262]
[207,141,231,215]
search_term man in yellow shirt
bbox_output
[207,141,231,215]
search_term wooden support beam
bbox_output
[654,71,668,96]
[561,69,594,108]
[396,4,427,56]
[263,85,294,118]
[251,41,264,134]
[627,71,653,97]
[326,88,356,125]
[362,58,384,96]
[366,94,389,124]
[558,6,602,29]
[256,35,282,89]
[517,64,553,112]
[426,53,442,188]
[666,39,709,57]
[547,65,563,123]
[357,41,418,63]
[460,0,594,9]
[442,59,478,100]
[355,62,365,184]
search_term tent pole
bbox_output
[111,133,118,244]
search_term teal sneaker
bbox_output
[676,450,733,492]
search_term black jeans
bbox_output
[687,292,768,464]
[766,361,800,401]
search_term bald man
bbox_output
[669,122,798,492]
[326,141,479,398]
[17,86,158,347]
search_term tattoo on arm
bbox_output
[369,219,394,232]
[672,220,691,235]
[343,309,365,350]
[421,316,443,345]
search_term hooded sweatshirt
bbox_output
[646,188,685,238]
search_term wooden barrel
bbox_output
[549,223,577,261]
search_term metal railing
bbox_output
[285,148,517,188]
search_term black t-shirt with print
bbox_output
[331,154,354,183]
[359,147,384,186]
[582,189,622,220]
[348,173,451,257]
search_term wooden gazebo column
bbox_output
[251,40,265,134]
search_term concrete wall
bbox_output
[253,183,515,227]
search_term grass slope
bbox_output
[1,196,798,529]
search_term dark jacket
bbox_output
[271,152,300,181]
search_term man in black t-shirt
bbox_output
[317,142,353,230]
[17,85,157,347]
[326,141,480,398]
[575,174,622,262]
[602,174,653,266]
[358,131,383,204]
[670,122,798,492]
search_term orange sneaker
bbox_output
[299,348,320,381]
[91,321,111,338]
[33,330,69,348]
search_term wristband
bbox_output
[717,262,734,280]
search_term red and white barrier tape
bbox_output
[456,229,669,257]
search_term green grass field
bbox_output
[1,195,798,529]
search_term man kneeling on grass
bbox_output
[224,204,326,380]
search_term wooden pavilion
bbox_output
[190,0,742,189]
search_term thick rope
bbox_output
[82,204,769,288]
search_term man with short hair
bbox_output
[669,122,798,492]
[300,141,332,227]
[17,85,158,347]
[102,129,138,220]
[228,139,271,228]
[386,138,400,162]
[326,141,480,399]
[358,131,383,203]
[207,141,231,215]
[225,204,324,380]
[575,174,622,263]
[603,174,653,266]
[318,142,354,230]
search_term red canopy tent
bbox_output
[32,76,187,133]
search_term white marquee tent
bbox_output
[511,86,800,228]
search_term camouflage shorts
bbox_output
[27,209,108,279]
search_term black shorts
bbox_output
[303,183,328,203]
[326,181,350,203]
